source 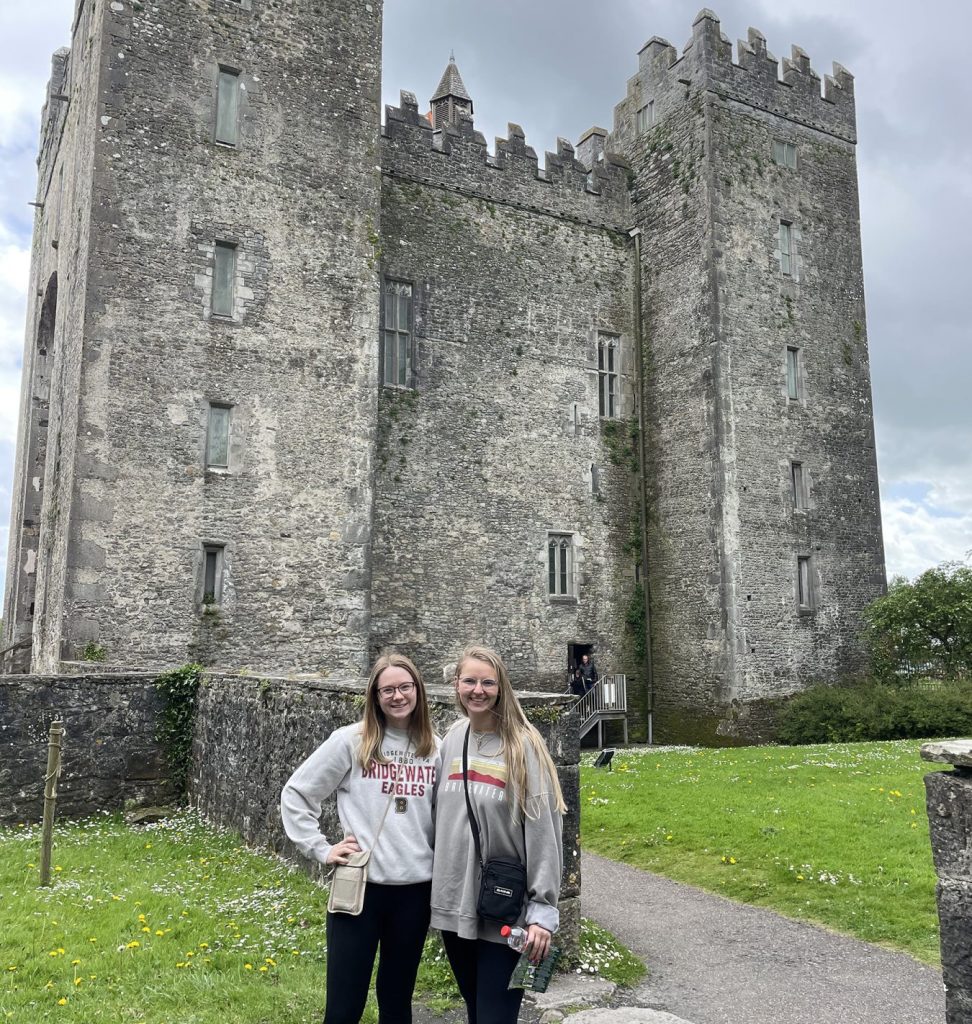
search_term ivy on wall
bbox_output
[154,664,203,801]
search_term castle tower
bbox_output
[608,10,886,740]
[3,0,385,674]
[430,57,474,129]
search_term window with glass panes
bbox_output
[779,221,793,276]
[597,333,619,418]
[548,534,574,598]
[786,346,801,401]
[383,280,412,386]
[212,241,236,317]
[206,403,231,468]
[215,67,240,146]
[773,140,797,169]
[637,101,654,133]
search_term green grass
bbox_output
[2,811,643,1022]
[581,740,942,964]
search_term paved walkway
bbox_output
[581,851,946,1024]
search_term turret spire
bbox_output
[430,55,473,129]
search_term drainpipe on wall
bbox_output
[629,226,655,745]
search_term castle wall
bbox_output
[33,0,384,673]
[371,99,643,697]
[4,2,105,671]
[611,11,885,742]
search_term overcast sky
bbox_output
[0,0,969,609]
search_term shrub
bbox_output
[777,677,972,745]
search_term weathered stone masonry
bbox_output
[4,5,886,742]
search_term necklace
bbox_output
[472,729,498,752]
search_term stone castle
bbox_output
[2,2,886,742]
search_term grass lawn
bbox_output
[1,811,642,1023]
[580,740,942,965]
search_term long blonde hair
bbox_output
[454,644,566,818]
[358,653,435,769]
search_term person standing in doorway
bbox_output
[579,653,599,694]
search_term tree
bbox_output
[864,561,972,681]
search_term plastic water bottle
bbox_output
[501,926,562,993]
[500,925,527,951]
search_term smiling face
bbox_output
[454,656,501,728]
[374,664,418,729]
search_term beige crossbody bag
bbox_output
[327,742,408,916]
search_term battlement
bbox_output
[382,90,631,230]
[36,48,72,195]
[613,9,856,148]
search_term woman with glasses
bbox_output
[431,645,566,1024]
[280,653,438,1024]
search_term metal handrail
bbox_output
[574,674,627,734]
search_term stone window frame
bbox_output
[773,139,797,170]
[205,401,233,471]
[637,100,655,133]
[201,542,226,607]
[547,532,578,602]
[797,554,814,613]
[597,331,621,419]
[790,460,807,511]
[785,345,803,403]
[381,277,414,388]
[214,64,241,147]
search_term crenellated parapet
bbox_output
[611,8,856,152]
[382,90,631,230]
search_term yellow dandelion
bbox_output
[155,930,165,937]
[70,959,80,966]
[244,963,253,971]
[198,943,209,950]
[265,957,276,966]
[259,966,269,973]
[54,866,63,873]
[74,979,83,987]
[141,927,151,933]
[126,941,140,950]
[57,999,67,1006]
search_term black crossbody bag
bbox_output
[462,725,528,925]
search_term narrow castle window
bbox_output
[202,544,225,605]
[786,346,802,401]
[382,279,412,387]
[637,101,655,133]
[206,403,232,469]
[591,464,600,497]
[215,66,241,146]
[597,332,619,418]
[779,221,793,276]
[212,241,237,317]
[773,140,797,169]
[547,534,576,599]
[790,461,806,510]
[797,555,813,611]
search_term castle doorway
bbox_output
[567,642,594,692]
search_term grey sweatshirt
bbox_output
[280,723,439,885]
[430,721,564,943]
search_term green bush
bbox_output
[777,677,972,744]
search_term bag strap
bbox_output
[370,735,411,855]
[462,725,486,870]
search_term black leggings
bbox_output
[324,880,431,1024]
[440,930,524,1024]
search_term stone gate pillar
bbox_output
[922,739,972,1023]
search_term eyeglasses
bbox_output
[457,677,498,691]
[377,681,416,699]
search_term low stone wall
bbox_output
[0,670,581,945]
[191,672,581,943]
[923,739,972,1024]
[0,672,177,824]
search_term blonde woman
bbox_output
[431,645,566,1024]
[281,653,438,1024]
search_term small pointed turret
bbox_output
[430,56,473,129]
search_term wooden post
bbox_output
[39,720,65,888]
